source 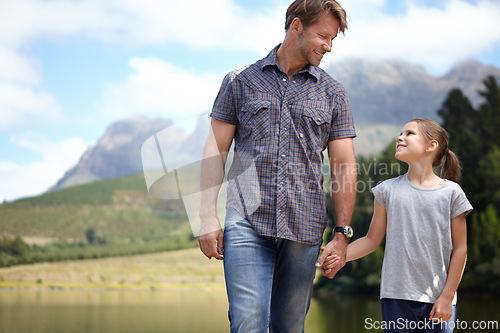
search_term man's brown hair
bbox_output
[285,0,347,34]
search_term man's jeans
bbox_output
[382,298,457,333]
[223,208,322,333]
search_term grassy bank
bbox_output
[0,248,226,291]
[0,173,204,267]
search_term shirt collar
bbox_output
[260,44,320,82]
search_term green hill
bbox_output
[0,173,197,266]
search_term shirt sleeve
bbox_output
[371,180,389,210]
[210,72,239,125]
[451,185,473,219]
[329,89,356,141]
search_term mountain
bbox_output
[328,58,500,126]
[53,117,176,189]
[52,59,500,190]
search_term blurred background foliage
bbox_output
[317,75,500,296]
[1,76,499,296]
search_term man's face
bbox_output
[296,11,340,67]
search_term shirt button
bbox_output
[317,117,322,122]
[281,154,286,158]
[282,78,287,82]
[299,133,304,138]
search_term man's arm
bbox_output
[315,137,357,277]
[198,118,236,260]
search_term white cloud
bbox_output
[0,0,284,52]
[0,81,61,130]
[99,57,221,122]
[327,0,500,74]
[1,0,500,202]
[0,0,498,127]
[0,135,87,201]
[0,0,129,47]
[0,47,41,84]
[0,0,283,129]
[0,0,134,130]
[0,43,60,130]
[103,0,500,122]
[1,0,499,125]
[113,0,285,53]
[0,42,60,129]
[2,0,500,74]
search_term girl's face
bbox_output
[395,121,430,162]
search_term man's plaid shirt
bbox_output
[211,45,356,245]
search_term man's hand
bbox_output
[198,119,235,261]
[198,216,224,260]
[315,235,349,278]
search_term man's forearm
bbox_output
[331,161,357,227]
[199,119,236,236]
[199,145,226,220]
[316,141,357,277]
[198,119,235,259]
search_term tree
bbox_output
[439,76,500,211]
[478,76,500,155]
[438,76,500,293]
[475,76,500,210]
[464,205,500,293]
[86,228,107,245]
[0,235,30,266]
[478,146,500,211]
[10,236,30,263]
[438,88,481,198]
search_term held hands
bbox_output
[315,236,348,279]
[317,250,342,278]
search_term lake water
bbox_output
[0,290,498,333]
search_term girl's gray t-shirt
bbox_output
[372,174,473,304]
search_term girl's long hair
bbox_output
[411,118,461,183]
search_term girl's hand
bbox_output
[429,296,453,322]
[317,246,342,278]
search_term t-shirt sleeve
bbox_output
[371,181,389,210]
[451,186,473,219]
[210,72,239,125]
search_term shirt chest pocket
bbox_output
[299,101,331,150]
[239,100,271,141]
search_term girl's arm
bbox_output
[319,198,387,277]
[429,212,468,322]
[346,198,387,261]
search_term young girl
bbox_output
[322,118,473,332]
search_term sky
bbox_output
[1,0,500,202]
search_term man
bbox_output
[199,0,357,331]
